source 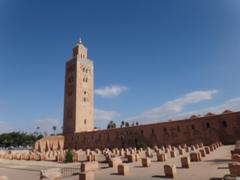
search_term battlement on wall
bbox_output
[64,110,240,150]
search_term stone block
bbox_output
[40,168,62,180]
[232,154,240,162]
[194,144,199,149]
[135,154,140,161]
[185,147,190,153]
[204,147,210,154]
[127,154,136,162]
[231,148,240,156]
[164,165,177,178]
[117,164,130,176]
[157,153,166,162]
[190,145,195,151]
[181,156,190,168]
[85,149,91,156]
[119,149,125,156]
[199,143,204,148]
[170,151,176,158]
[165,148,169,153]
[109,158,122,168]
[178,149,184,155]
[228,162,240,176]
[79,172,95,180]
[142,158,151,167]
[146,150,153,157]
[156,149,162,154]
[81,162,99,172]
[190,152,201,162]
[87,155,96,162]
[199,149,206,157]
[212,144,217,150]
[181,144,187,148]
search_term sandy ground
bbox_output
[0,145,234,180]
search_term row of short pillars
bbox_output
[79,143,220,180]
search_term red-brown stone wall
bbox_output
[64,111,240,150]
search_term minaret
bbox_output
[63,39,94,134]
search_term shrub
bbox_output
[64,149,74,163]
[136,141,146,150]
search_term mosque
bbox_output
[35,40,240,151]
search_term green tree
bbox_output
[0,131,43,147]
[107,120,116,129]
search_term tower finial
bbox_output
[78,37,83,44]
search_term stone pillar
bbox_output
[164,165,177,178]
[181,156,190,168]
[141,158,151,167]
[204,147,210,154]
[190,152,201,162]
[109,158,122,168]
[79,172,95,180]
[127,154,136,163]
[117,164,130,176]
[81,162,99,172]
[170,151,176,158]
[228,162,240,176]
[178,149,184,155]
[157,153,166,162]
[199,149,206,157]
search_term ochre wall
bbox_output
[35,135,64,152]
[64,111,240,150]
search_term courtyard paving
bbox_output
[0,145,234,180]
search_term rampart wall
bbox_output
[64,111,240,149]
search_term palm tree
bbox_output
[107,120,116,129]
[120,121,125,128]
[52,126,57,135]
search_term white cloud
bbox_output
[124,89,218,124]
[33,118,62,135]
[175,97,240,119]
[94,108,119,128]
[95,85,128,98]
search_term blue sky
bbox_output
[0,0,240,133]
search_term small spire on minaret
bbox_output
[77,37,83,45]
[73,37,88,58]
